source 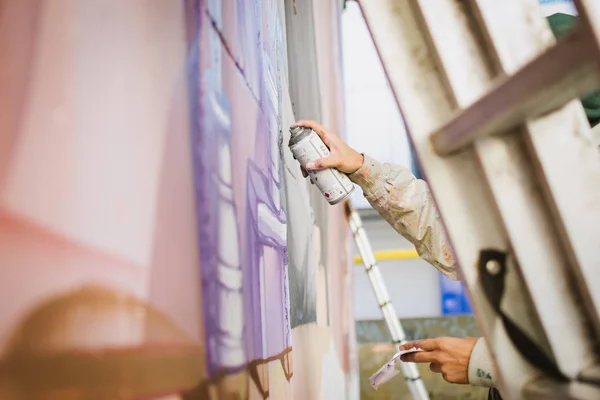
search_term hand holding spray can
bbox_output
[289,126,355,205]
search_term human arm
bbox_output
[293,120,457,280]
[399,337,497,387]
[348,154,457,279]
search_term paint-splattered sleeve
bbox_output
[348,155,457,280]
[468,337,497,387]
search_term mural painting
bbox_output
[0,1,205,399]
[0,0,355,399]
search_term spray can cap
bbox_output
[290,125,303,137]
[289,125,311,147]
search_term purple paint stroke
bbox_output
[184,0,228,376]
[188,0,293,377]
[188,0,247,374]
[243,2,291,361]
[197,73,247,375]
[235,0,261,99]
[245,146,287,356]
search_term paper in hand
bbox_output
[369,347,423,390]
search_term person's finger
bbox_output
[417,339,440,352]
[400,339,439,352]
[429,363,442,373]
[300,166,308,178]
[401,350,439,364]
[320,131,334,148]
[305,157,336,171]
[294,120,324,135]
[399,341,418,351]
[293,120,336,146]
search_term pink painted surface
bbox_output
[0,0,356,398]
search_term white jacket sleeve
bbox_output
[349,155,458,280]
[467,337,497,387]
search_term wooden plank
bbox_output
[473,0,600,342]
[417,0,597,381]
[431,27,600,155]
[576,0,600,58]
[361,0,600,397]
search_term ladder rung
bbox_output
[431,26,600,155]
[379,300,392,308]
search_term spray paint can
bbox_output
[289,126,355,205]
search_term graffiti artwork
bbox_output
[0,0,354,399]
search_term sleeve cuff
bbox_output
[348,154,387,195]
[468,337,496,387]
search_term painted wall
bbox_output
[0,0,356,399]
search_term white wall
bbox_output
[351,214,442,320]
[341,2,411,209]
[341,2,441,319]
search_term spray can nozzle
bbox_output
[289,125,304,137]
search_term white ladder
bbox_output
[346,201,430,400]
[358,0,600,399]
